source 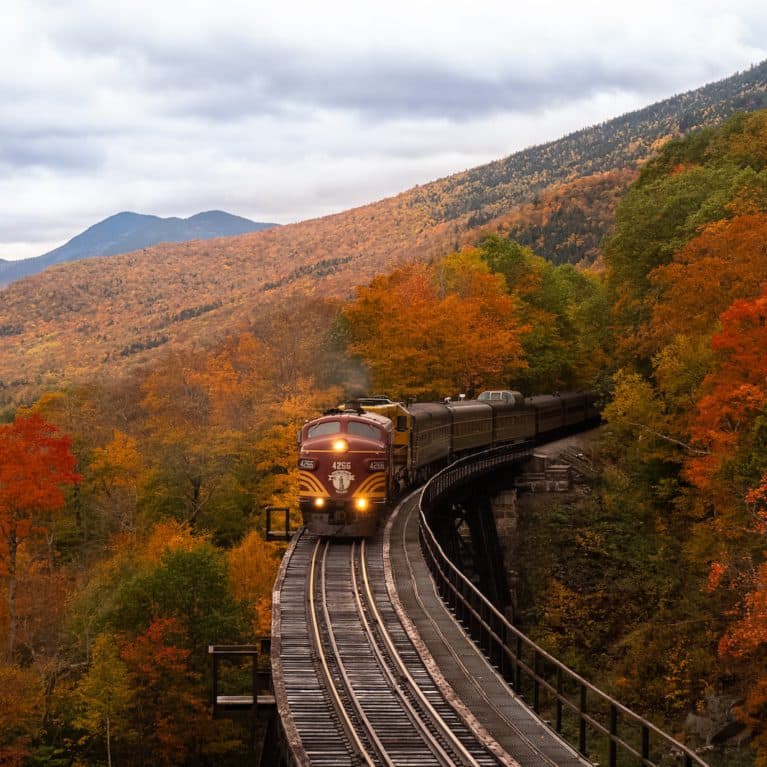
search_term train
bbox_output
[298,390,599,537]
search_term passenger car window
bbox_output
[307,421,341,438]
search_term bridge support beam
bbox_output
[431,494,512,616]
[490,488,518,622]
[463,496,511,613]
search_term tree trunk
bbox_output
[188,476,202,527]
[6,528,17,662]
[106,714,112,767]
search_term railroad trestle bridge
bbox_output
[230,442,709,767]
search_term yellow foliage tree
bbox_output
[88,430,144,535]
[74,633,133,767]
[227,531,283,635]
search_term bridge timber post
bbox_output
[490,488,519,621]
[460,495,512,614]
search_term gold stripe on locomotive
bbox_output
[353,474,387,498]
[299,470,330,497]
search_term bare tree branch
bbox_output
[626,421,709,455]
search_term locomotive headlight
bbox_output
[314,497,326,508]
[354,497,369,512]
[332,438,349,453]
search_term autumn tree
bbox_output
[140,349,246,531]
[64,525,246,764]
[605,111,767,366]
[716,479,767,767]
[107,542,248,666]
[649,213,767,348]
[12,549,70,664]
[252,294,349,392]
[0,413,79,660]
[74,633,132,767]
[605,161,735,361]
[203,331,273,430]
[118,618,213,766]
[343,250,528,399]
[228,530,284,635]
[686,289,767,492]
[29,380,148,557]
[64,521,205,663]
[0,663,44,765]
[476,235,609,391]
[86,430,144,538]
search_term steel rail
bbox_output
[356,540,484,767]
[308,539,380,766]
[350,543,455,765]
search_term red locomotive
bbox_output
[298,391,599,537]
[298,408,394,536]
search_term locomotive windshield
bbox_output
[347,421,383,441]
[307,420,341,438]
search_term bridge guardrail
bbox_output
[418,443,709,767]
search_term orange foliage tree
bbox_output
[0,413,79,660]
[686,289,767,492]
[686,287,767,767]
[649,214,767,347]
[343,250,528,399]
[227,530,283,635]
[118,618,209,766]
[0,664,44,765]
[719,561,767,662]
[717,554,767,767]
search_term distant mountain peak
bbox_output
[0,211,278,287]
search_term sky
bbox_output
[2,1,767,261]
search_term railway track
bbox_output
[274,528,502,766]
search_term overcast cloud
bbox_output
[2,0,766,260]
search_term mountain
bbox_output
[2,61,767,404]
[0,211,277,287]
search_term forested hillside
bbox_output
[0,211,277,288]
[530,110,767,766]
[3,68,767,764]
[420,60,767,227]
[2,62,767,405]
